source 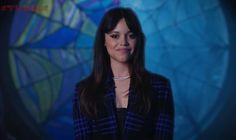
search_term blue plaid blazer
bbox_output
[73,71,174,140]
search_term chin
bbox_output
[120,55,131,61]
[112,57,129,64]
[118,59,129,63]
[110,54,132,64]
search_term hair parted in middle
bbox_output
[77,7,152,118]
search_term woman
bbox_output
[73,7,174,140]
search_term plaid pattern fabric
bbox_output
[73,71,174,140]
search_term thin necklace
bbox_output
[113,75,130,80]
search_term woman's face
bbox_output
[105,18,137,64]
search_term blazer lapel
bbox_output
[123,76,146,138]
[102,73,119,138]
[103,72,144,139]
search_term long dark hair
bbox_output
[77,7,151,118]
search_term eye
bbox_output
[129,33,136,39]
[110,34,119,39]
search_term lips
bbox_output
[117,48,131,52]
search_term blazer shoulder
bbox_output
[75,76,91,91]
[145,70,170,84]
[145,71,173,101]
[74,77,92,102]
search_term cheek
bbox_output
[105,36,117,47]
[105,41,116,56]
[106,45,113,55]
[130,40,137,53]
[105,38,118,53]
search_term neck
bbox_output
[110,60,130,77]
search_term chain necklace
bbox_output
[113,75,130,81]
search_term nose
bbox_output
[120,35,129,46]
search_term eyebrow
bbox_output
[108,31,133,34]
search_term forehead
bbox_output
[110,18,131,33]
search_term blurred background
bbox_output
[0,0,236,139]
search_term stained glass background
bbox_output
[0,0,236,139]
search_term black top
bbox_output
[116,108,127,139]
[74,70,174,140]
